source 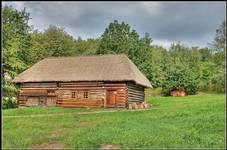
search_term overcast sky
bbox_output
[3,1,226,49]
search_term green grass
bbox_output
[3,106,106,116]
[2,93,226,149]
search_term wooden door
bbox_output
[107,90,117,107]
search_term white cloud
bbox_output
[140,2,163,16]
[14,1,25,10]
[3,1,25,10]
[153,39,173,49]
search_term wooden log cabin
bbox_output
[12,54,152,108]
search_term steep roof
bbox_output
[12,54,152,87]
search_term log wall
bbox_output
[17,82,128,108]
[57,100,104,108]
[127,82,145,105]
[18,84,57,107]
[115,88,127,108]
[20,83,57,88]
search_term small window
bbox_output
[83,91,88,99]
[72,92,76,98]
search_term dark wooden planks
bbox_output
[115,88,127,108]
[57,99,104,108]
[20,82,57,88]
[127,82,145,104]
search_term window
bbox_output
[72,92,76,98]
[75,90,89,99]
[84,91,88,99]
[47,90,55,95]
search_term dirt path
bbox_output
[3,109,150,118]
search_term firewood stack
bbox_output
[128,102,151,109]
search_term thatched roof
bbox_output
[12,54,152,87]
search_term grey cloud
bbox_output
[4,2,226,48]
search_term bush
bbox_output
[2,97,18,109]
[3,80,18,97]
[162,66,199,96]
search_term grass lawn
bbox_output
[2,93,226,149]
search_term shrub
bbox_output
[2,97,18,109]
[162,66,199,96]
[3,80,18,97]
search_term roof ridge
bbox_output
[45,54,127,59]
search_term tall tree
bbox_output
[208,21,226,92]
[41,25,75,57]
[2,5,32,96]
[74,38,100,56]
[141,32,153,45]
[209,21,226,52]
[97,20,155,86]
[29,25,76,62]
[97,20,138,54]
[29,30,47,63]
[2,5,32,76]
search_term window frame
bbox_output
[71,91,76,99]
[83,91,89,99]
[71,90,89,100]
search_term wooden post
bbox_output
[126,87,128,108]
[103,89,107,108]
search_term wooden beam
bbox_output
[104,89,107,108]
